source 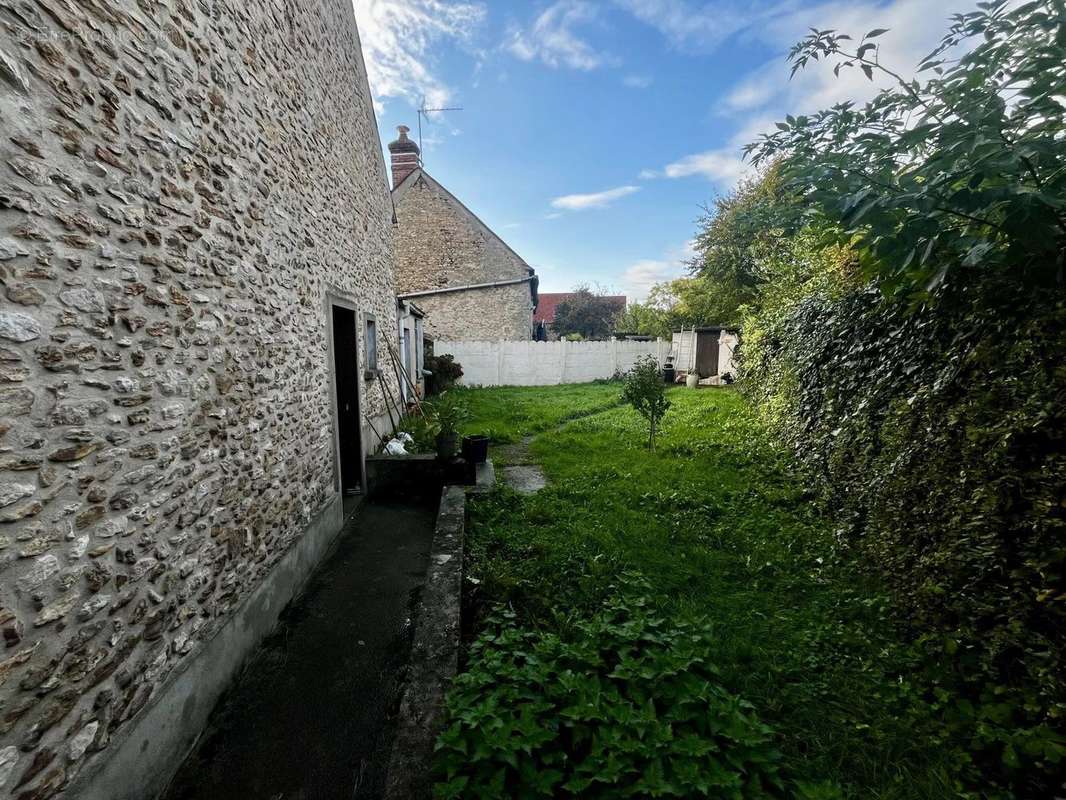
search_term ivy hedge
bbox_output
[741,278,1066,794]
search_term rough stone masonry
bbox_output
[0,0,399,797]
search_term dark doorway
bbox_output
[331,305,362,500]
[695,330,720,377]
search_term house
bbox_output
[670,327,741,382]
[533,292,627,340]
[0,2,407,797]
[388,127,539,341]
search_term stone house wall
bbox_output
[392,174,534,341]
[410,284,533,342]
[0,0,399,796]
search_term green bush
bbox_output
[394,412,438,453]
[741,279,1066,795]
[435,585,784,799]
[429,391,469,439]
[725,6,1066,793]
[426,353,463,394]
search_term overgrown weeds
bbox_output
[438,385,1003,798]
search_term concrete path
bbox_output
[162,500,436,800]
[493,436,547,495]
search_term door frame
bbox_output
[325,290,366,495]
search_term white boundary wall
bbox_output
[437,339,667,386]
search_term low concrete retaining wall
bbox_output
[366,453,442,500]
[384,486,465,800]
[437,338,667,386]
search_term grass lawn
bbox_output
[455,382,624,444]
[436,384,986,799]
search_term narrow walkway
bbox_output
[163,500,436,800]
[494,436,547,494]
[489,402,625,496]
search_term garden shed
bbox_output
[670,327,740,381]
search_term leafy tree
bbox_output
[689,163,801,324]
[650,275,747,330]
[622,356,670,450]
[746,0,1066,299]
[425,353,463,395]
[552,284,622,340]
[614,275,751,339]
[613,300,670,338]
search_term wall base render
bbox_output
[65,492,345,800]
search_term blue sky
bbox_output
[352,0,982,299]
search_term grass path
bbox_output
[441,384,985,799]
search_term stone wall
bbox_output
[0,0,399,796]
[413,283,533,342]
[392,173,534,341]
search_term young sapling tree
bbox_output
[622,355,671,450]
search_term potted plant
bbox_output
[431,392,468,460]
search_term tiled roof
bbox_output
[533,293,626,324]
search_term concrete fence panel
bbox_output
[436,339,666,386]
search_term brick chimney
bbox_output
[387,125,420,189]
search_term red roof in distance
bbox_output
[533,292,626,324]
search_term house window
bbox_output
[364,315,378,374]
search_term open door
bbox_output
[695,330,720,377]
[331,305,362,498]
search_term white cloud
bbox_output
[505,1,617,70]
[646,0,982,186]
[620,240,697,300]
[352,0,486,113]
[621,259,678,299]
[737,0,980,119]
[722,72,777,112]
[623,74,653,88]
[662,150,747,184]
[612,0,795,52]
[551,185,641,211]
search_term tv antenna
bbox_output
[417,98,463,162]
